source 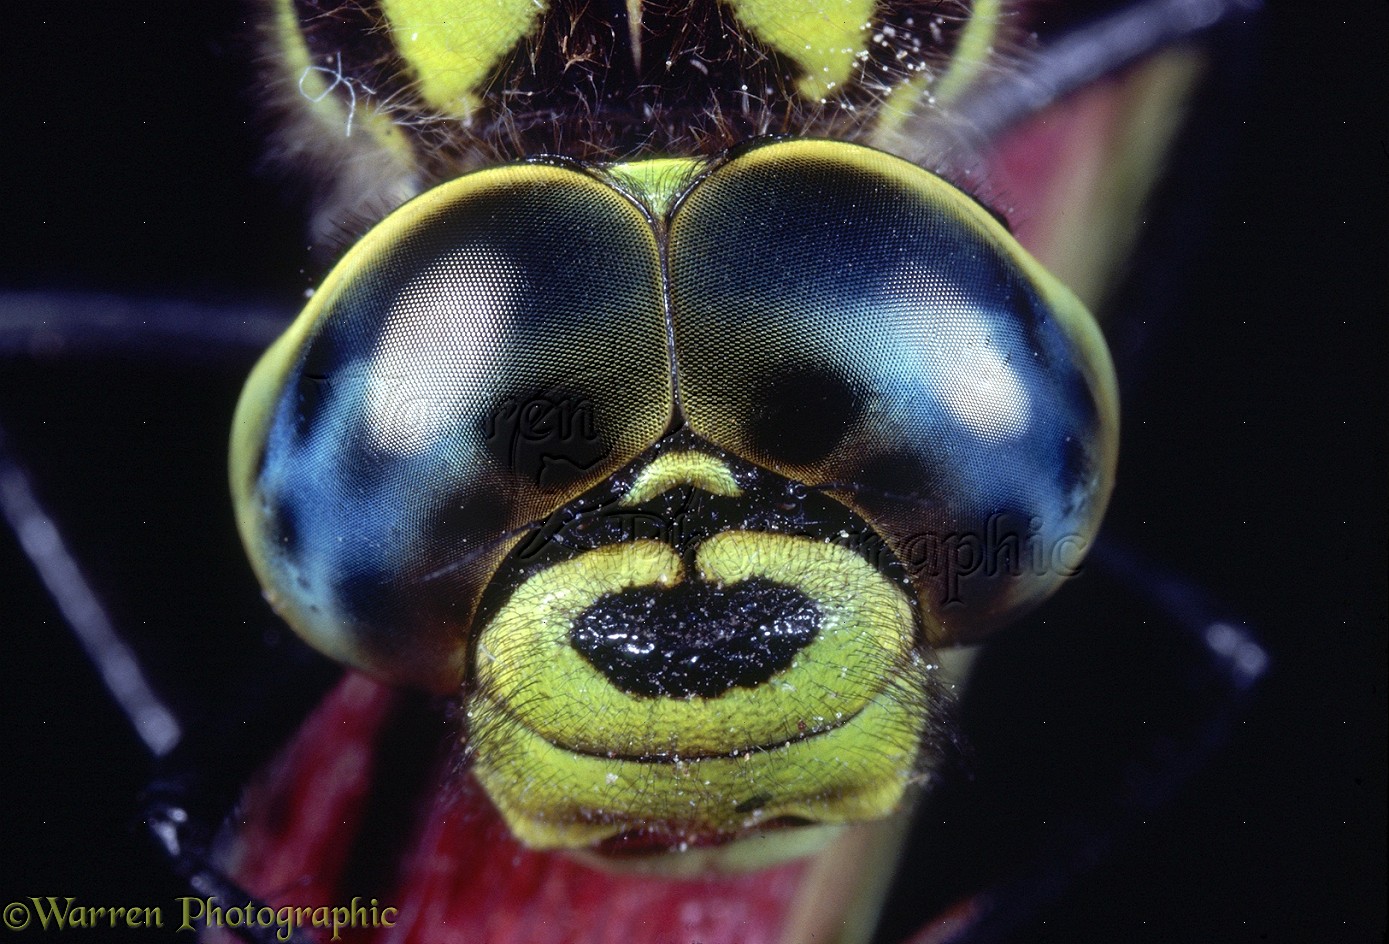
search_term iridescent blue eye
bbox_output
[233,163,673,692]
[668,141,1117,639]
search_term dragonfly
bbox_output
[0,1,1268,942]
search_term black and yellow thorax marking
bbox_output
[275,0,1003,178]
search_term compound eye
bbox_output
[231,165,671,691]
[669,140,1119,637]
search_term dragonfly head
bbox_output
[231,138,1117,865]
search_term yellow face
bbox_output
[234,1,1118,863]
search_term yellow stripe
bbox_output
[870,0,1008,144]
[620,451,743,506]
[724,0,877,100]
[472,691,922,850]
[931,0,1005,105]
[271,0,418,179]
[380,0,548,117]
[601,156,706,219]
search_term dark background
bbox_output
[1,3,1383,943]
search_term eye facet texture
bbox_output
[232,165,670,692]
[670,141,1118,639]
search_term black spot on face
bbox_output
[748,366,860,466]
[570,577,820,699]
